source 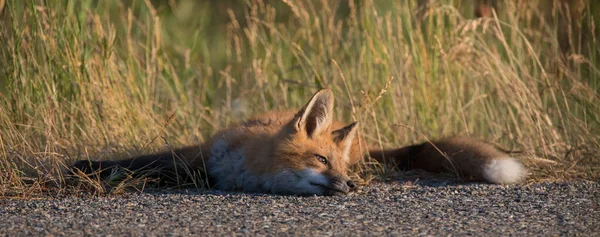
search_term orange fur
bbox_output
[71,89,526,195]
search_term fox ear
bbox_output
[293,88,334,138]
[332,122,358,144]
[332,122,358,162]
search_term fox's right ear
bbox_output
[290,89,334,138]
[332,122,358,163]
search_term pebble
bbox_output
[0,181,598,236]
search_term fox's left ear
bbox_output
[332,122,358,162]
[291,89,335,138]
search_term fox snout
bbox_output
[321,171,357,196]
[325,179,357,196]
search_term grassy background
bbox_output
[1,0,599,196]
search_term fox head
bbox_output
[269,89,359,196]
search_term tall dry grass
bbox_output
[1,0,598,197]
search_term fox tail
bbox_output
[369,137,526,184]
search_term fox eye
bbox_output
[315,155,328,165]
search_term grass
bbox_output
[1,0,599,197]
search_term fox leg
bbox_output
[70,146,209,186]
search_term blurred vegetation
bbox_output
[0,0,598,196]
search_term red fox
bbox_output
[71,89,526,195]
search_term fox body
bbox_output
[72,89,526,196]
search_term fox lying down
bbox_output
[72,89,526,196]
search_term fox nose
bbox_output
[346,180,357,191]
[327,178,358,195]
[322,170,357,195]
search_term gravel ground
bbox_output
[1,181,598,236]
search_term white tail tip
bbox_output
[483,157,527,184]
